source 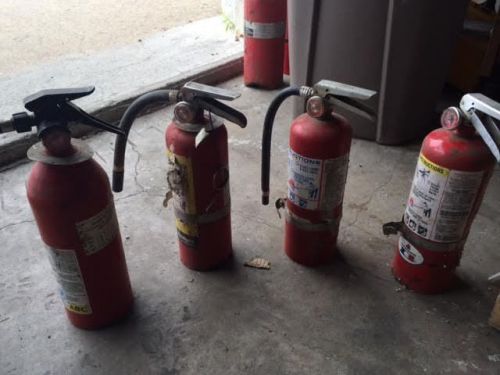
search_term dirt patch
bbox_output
[1,0,220,74]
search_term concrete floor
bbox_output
[1,76,499,374]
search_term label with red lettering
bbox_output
[398,237,423,265]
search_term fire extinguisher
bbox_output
[1,87,133,329]
[383,93,500,294]
[244,0,287,89]
[283,13,290,77]
[112,82,247,271]
[261,80,376,266]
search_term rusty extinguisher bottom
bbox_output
[391,235,462,294]
[284,209,339,267]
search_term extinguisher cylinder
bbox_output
[27,158,134,329]
[390,126,496,294]
[11,86,137,329]
[244,0,287,89]
[261,86,301,205]
[166,121,233,271]
[284,112,352,267]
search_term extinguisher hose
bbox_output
[261,86,302,205]
[113,90,178,192]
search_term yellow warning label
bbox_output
[67,303,91,314]
[167,149,198,239]
[419,154,449,176]
[175,218,198,237]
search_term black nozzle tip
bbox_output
[262,195,269,205]
[12,112,35,133]
[112,171,124,193]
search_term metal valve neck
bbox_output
[41,127,76,157]
[440,106,477,138]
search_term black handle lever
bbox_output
[9,86,124,137]
[62,102,124,135]
[180,81,240,101]
[23,86,95,113]
[194,97,247,128]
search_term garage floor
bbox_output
[1,77,499,374]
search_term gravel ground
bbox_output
[1,0,220,74]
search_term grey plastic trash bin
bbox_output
[289,0,468,144]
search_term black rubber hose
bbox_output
[261,86,301,205]
[0,122,13,133]
[112,90,177,192]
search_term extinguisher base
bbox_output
[284,246,336,268]
[284,222,337,267]
[178,215,233,271]
[66,294,134,330]
[180,248,233,271]
[391,249,459,294]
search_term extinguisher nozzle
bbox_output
[112,170,124,193]
[262,193,269,205]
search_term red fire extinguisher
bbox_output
[283,14,290,77]
[384,93,500,294]
[244,0,287,89]
[2,87,133,329]
[112,82,247,271]
[261,80,376,266]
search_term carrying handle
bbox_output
[180,81,241,101]
[193,97,247,128]
[23,86,95,112]
[62,102,124,135]
[174,82,248,148]
[312,80,377,121]
[178,81,247,128]
[459,93,500,162]
[8,86,124,137]
[313,80,376,101]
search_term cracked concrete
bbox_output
[0,76,500,374]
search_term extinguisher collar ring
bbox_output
[173,202,231,225]
[285,208,341,233]
[173,114,223,133]
[27,139,93,165]
[400,224,466,252]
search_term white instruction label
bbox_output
[287,150,349,211]
[398,237,423,265]
[404,154,483,243]
[46,247,91,315]
[244,20,285,39]
[75,201,119,255]
[322,154,349,211]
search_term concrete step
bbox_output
[0,16,243,168]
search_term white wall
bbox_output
[221,0,244,35]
